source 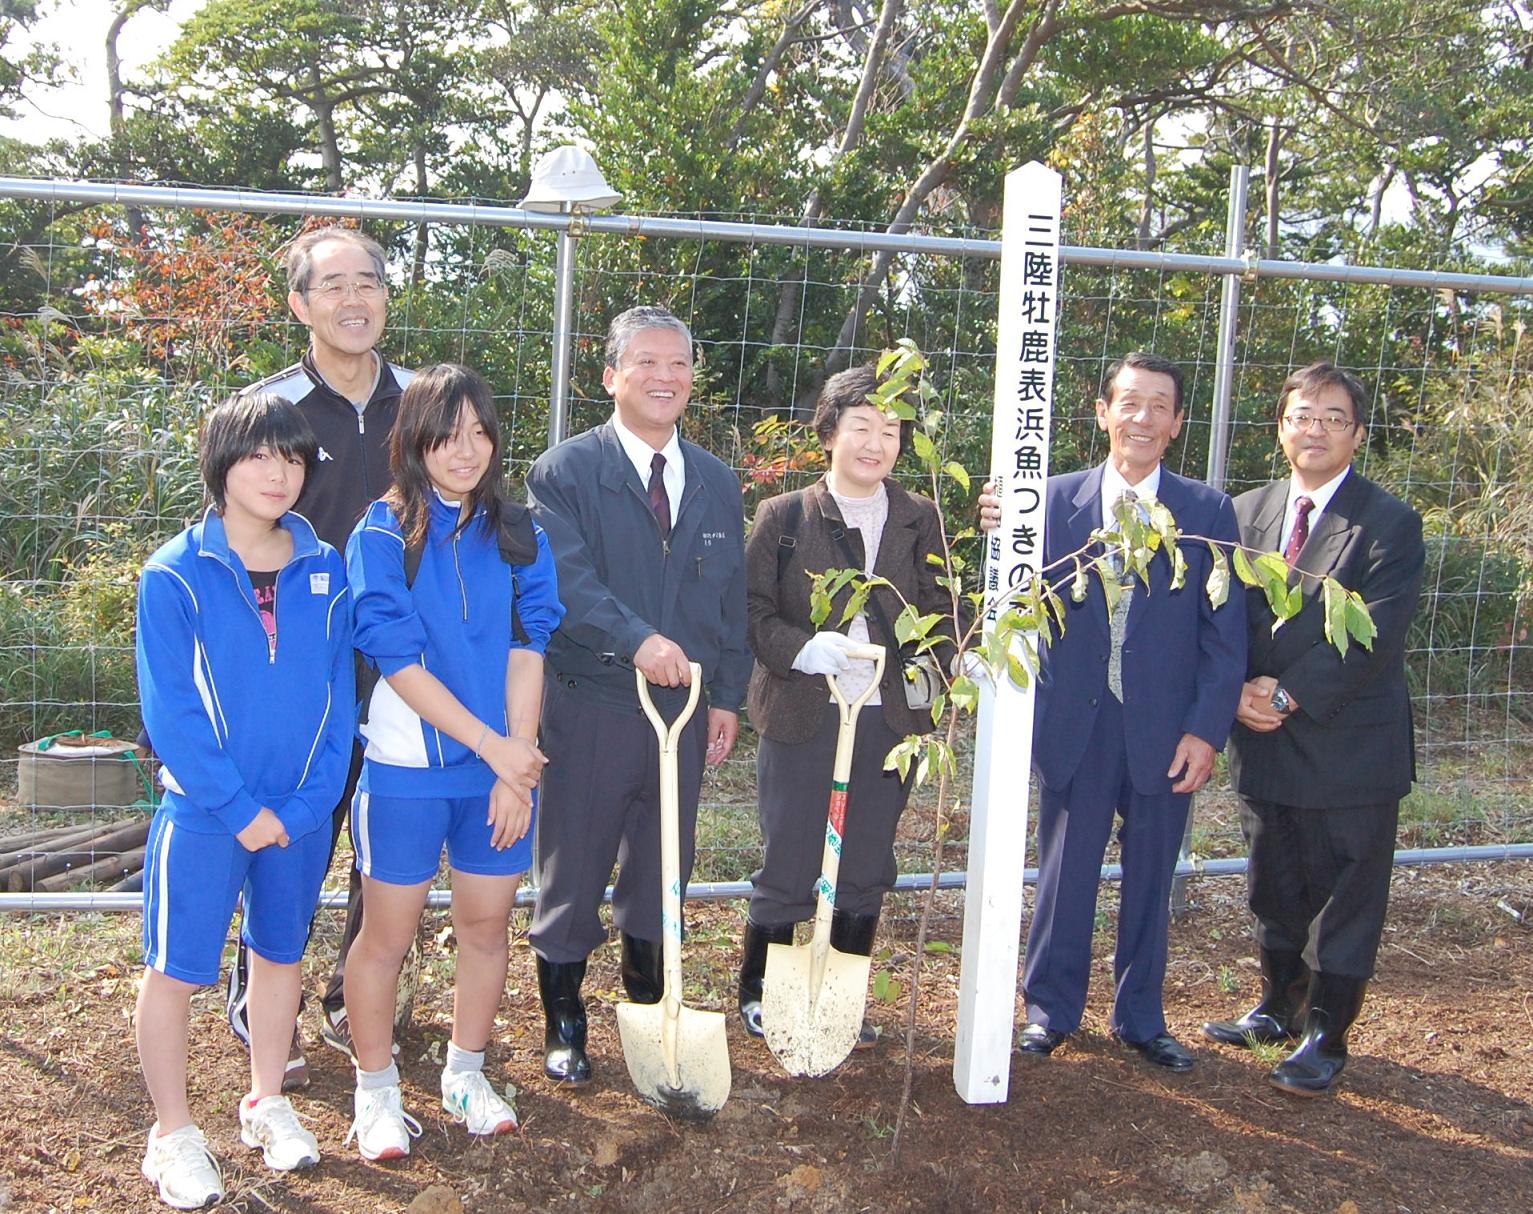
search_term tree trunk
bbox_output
[1136,118,1158,250]
[768,0,904,407]
[412,141,429,288]
[824,0,1040,378]
[305,69,347,193]
[1264,119,1284,258]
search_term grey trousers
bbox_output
[530,676,706,964]
[1239,795,1400,978]
[750,702,912,926]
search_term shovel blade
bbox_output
[615,1001,731,1120]
[761,942,872,1077]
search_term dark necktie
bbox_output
[1284,495,1314,567]
[647,452,671,541]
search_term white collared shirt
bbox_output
[1282,466,1351,555]
[1100,460,1162,530]
[611,412,685,518]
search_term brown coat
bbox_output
[746,477,953,745]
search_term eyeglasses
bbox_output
[306,278,385,301]
[1282,412,1356,434]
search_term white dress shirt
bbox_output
[1100,460,1162,531]
[1282,467,1351,555]
[611,412,685,518]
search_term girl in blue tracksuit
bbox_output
[135,393,353,1208]
[342,363,562,1160]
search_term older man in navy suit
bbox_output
[992,352,1247,1071]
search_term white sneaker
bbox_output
[440,1068,519,1136]
[346,1084,422,1161]
[239,1094,319,1172]
[141,1123,224,1210]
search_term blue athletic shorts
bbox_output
[140,812,330,986]
[351,788,536,885]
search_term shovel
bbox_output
[763,642,887,1077]
[616,663,731,1119]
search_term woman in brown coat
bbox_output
[738,363,952,1040]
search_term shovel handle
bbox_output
[634,663,702,1091]
[635,664,704,751]
[807,643,886,997]
[825,644,886,742]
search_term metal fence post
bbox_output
[547,210,578,449]
[1172,165,1249,918]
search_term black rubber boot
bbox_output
[1202,947,1308,1047]
[1268,972,1367,1098]
[620,932,664,1005]
[830,909,881,1050]
[537,955,592,1085]
[737,920,794,1037]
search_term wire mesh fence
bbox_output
[2,176,1532,913]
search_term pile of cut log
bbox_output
[0,816,151,892]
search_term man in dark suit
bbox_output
[1009,352,1248,1071]
[1204,363,1424,1097]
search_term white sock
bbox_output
[444,1041,485,1076]
[356,1062,400,1092]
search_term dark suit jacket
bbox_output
[746,477,952,745]
[1227,469,1425,809]
[526,422,752,714]
[1033,464,1247,796]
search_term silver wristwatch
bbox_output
[1269,686,1295,716]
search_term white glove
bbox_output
[791,631,861,676]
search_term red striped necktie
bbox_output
[648,452,671,541]
[1284,495,1314,566]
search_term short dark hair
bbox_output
[284,225,387,295]
[812,363,913,455]
[200,392,317,511]
[604,305,693,368]
[1102,351,1184,414]
[1276,362,1367,426]
[385,363,505,550]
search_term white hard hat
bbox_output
[519,145,621,213]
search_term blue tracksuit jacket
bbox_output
[347,493,564,797]
[135,508,354,838]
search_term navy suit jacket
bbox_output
[1033,463,1248,796]
[1227,471,1424,809]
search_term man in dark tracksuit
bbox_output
[526,305,751,1084]
[1205,362,1424,1097]
[225,226,414,1087]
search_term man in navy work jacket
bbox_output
[1205,363,1423,1097]
[227,225,415,1086]
[988,351,1247,1071]
[526,305,752,1084]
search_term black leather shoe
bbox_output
[737,920,795,1037]
[1118,1030,1195,1072]
[1203,947,1308,1047]
[1016,1022,1067,1055]
[620,932,664,1005]
[536,955,592,1085]
[1269,973,1367,1098]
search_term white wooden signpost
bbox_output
[953,160,1061,1105]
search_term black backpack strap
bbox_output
[403,536,425,588]
[776,490,805,580]
[496,502,539,565]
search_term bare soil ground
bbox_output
[1,860,1529,1214]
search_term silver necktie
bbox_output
[1108,489,1137,702]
